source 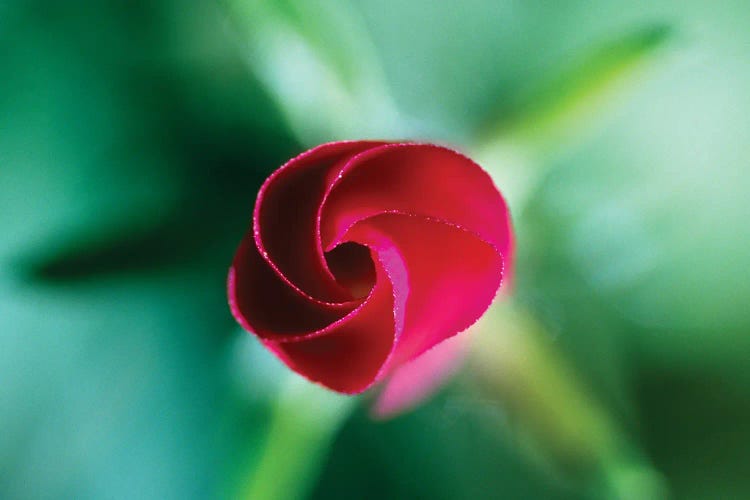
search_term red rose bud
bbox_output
[228,141,513,395]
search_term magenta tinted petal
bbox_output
[372,331,470,418]
[342,213,502,368]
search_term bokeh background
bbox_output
[2,1,750,499]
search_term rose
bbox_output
[228,141,513,401]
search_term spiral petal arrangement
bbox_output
[228,141,513,394]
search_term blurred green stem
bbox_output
[469,302,668,499]
[467,34,674,495]
[234,376,357,500]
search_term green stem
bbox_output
[469,302,668,499]
[234,376,357,500]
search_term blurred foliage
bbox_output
[224,0,405,143]
[2,0,750,499]
[479,24,672,153]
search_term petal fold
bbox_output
[264,256,397,393]
[229,141,513,397]
[255,141,382,302]
[320,143,513,261]
[342,213,503,369]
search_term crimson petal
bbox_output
[263,254,399,393]
[229,141,513,397]
[320,143,513,261]
[255,140,383,303]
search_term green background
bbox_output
[2,1,749,498]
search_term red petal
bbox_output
[228,232,356,339]
[263,255,399,393]
[320,143,513,262]
[343,213,503,371]
[255,140,383,302]
[229,141,513,396]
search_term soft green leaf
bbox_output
[225,0,407,144]
[479,24,672,150]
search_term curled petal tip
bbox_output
[372,331,470,419]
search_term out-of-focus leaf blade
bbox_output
[479,24,672,150]
[225,0,407,144]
